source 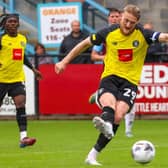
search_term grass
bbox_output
[0,119,167,168]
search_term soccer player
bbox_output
[55,4,168,165]
[0,14,42,147]
[90,7,135,138]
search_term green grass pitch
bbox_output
[0,119,167,168]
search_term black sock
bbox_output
[16,107,27,131]
[113,124,119,135]
[94,133,111,152]
[101,106,115,124]
[94,124,120,152]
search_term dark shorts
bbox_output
[0,82,26,103]
[97,75,138,109]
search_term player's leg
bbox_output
[86,76,121,165]
[85,133,109,166]
[85,102,124,166]
[10,82,36,147]
[86,87,118,165]
[0,83,8,106]
[85,123,119,165]
[117,79,137,138]
[125,106,136,137]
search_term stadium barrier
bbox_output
[39,63,168,116]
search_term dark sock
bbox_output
[16,107,27,131]
[101,106,115,124]
[94,133,111,152]
[113,124,119,135]
[94,124,120,152]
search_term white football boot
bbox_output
[85,157,102,166]
[85,148,102,166]
[93,116,114,139]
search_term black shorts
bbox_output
[0,82,26,103]
[97,75,137,109]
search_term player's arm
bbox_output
[158,33,168,42]
[91,50,105,62]
[24,56,34,69]
[24,56,43,80]
[55,36,92,74]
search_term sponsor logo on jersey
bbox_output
[13,49,22,60]
[118,49,133,62]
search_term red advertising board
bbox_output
[39,64,102,114]
[39,64,168,115]
[135,64,168,114]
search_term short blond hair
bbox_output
[123,4,141,20]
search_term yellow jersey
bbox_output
[90,24,160,85]
[0,33,27,83]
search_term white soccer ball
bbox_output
[131,140,155,164]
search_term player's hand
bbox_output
[32,68,43,80]
[55,61,66,74]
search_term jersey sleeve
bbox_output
[90,27,110,45]
[143,28,161,44]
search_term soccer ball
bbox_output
[131,140,155,164]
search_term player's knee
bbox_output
[15,100,25,109]
[13,95,26,108]
[99,93,116,109]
